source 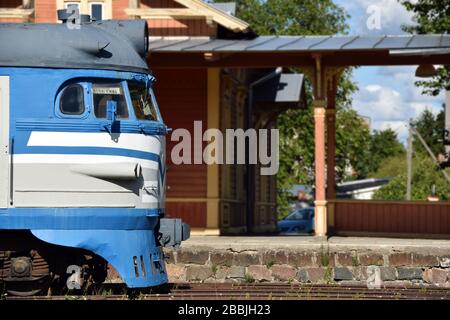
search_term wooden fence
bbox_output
[329,200,450,238]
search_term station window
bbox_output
[128,81,159,122]
[59,84,85,115]
[92,83,129,119]
[64,2,80,11]
[90,3,103,21]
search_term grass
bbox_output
[351,253,360,267]
[244,273,255,283]
[323,267,333,284]
[319,244,330,267]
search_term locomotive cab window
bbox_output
[93,83,129,119]
[128,81,159,122]
[59,84,85,115]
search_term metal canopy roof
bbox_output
[148,35,450,68]
[149,35,450,52]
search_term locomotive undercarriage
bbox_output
[0,231,107,296]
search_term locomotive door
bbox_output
[0,76,10,208]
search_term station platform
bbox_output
[182,235,450,253]
[163,235,450,288]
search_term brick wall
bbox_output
[34,0,57,23]
[162,246,450,288]
[13,0,217,36]
[112,0,128,19]
[139,0,216,36]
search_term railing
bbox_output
[329,200,450,238]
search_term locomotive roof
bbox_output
[0,20,149,73]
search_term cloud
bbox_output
[376,66,445,103]
[352,81,443,143]
[373,120,409,142]
[354,85,406,122]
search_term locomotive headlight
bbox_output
[94,20,149,58]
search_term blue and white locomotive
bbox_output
[0,10,189,296]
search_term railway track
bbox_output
[5,283,450,300]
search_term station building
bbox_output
[1,0,450,238]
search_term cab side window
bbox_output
[92,83,129,119]
[59,84,84,115]
[128,81,159,121]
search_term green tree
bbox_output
[367,128,405,174]
[335,108,371,181]
[412,107,445,156]
[369,154,406,179]
[373,107,449,201]
[373,154,450,201]
[400,0,450,95]
[215,0,350,36]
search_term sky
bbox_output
[334,0,445,143]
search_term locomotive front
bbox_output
[0,11,189,296]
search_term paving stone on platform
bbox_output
[247,265,271,281]
[306,268,327,283]
[177,250,209,265]
[166,264,186,282]
[334,267,353,281]
[287,252,315,267]
[296,269,309,283]
[210,251,234,266]
[423,268,448,285]
[397,267,423,280]
[388,253,412,267]
[228,266,246,279]
[379,267,396,281]
[359,253,384,266]
[262,250,288,265]
[214,266,229,279]
[411,254,439,267]
[233,252,261,266]
[335,252,355,267]
[271,264,297,281]
[352,267,368,281]
[185,265,214,281]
